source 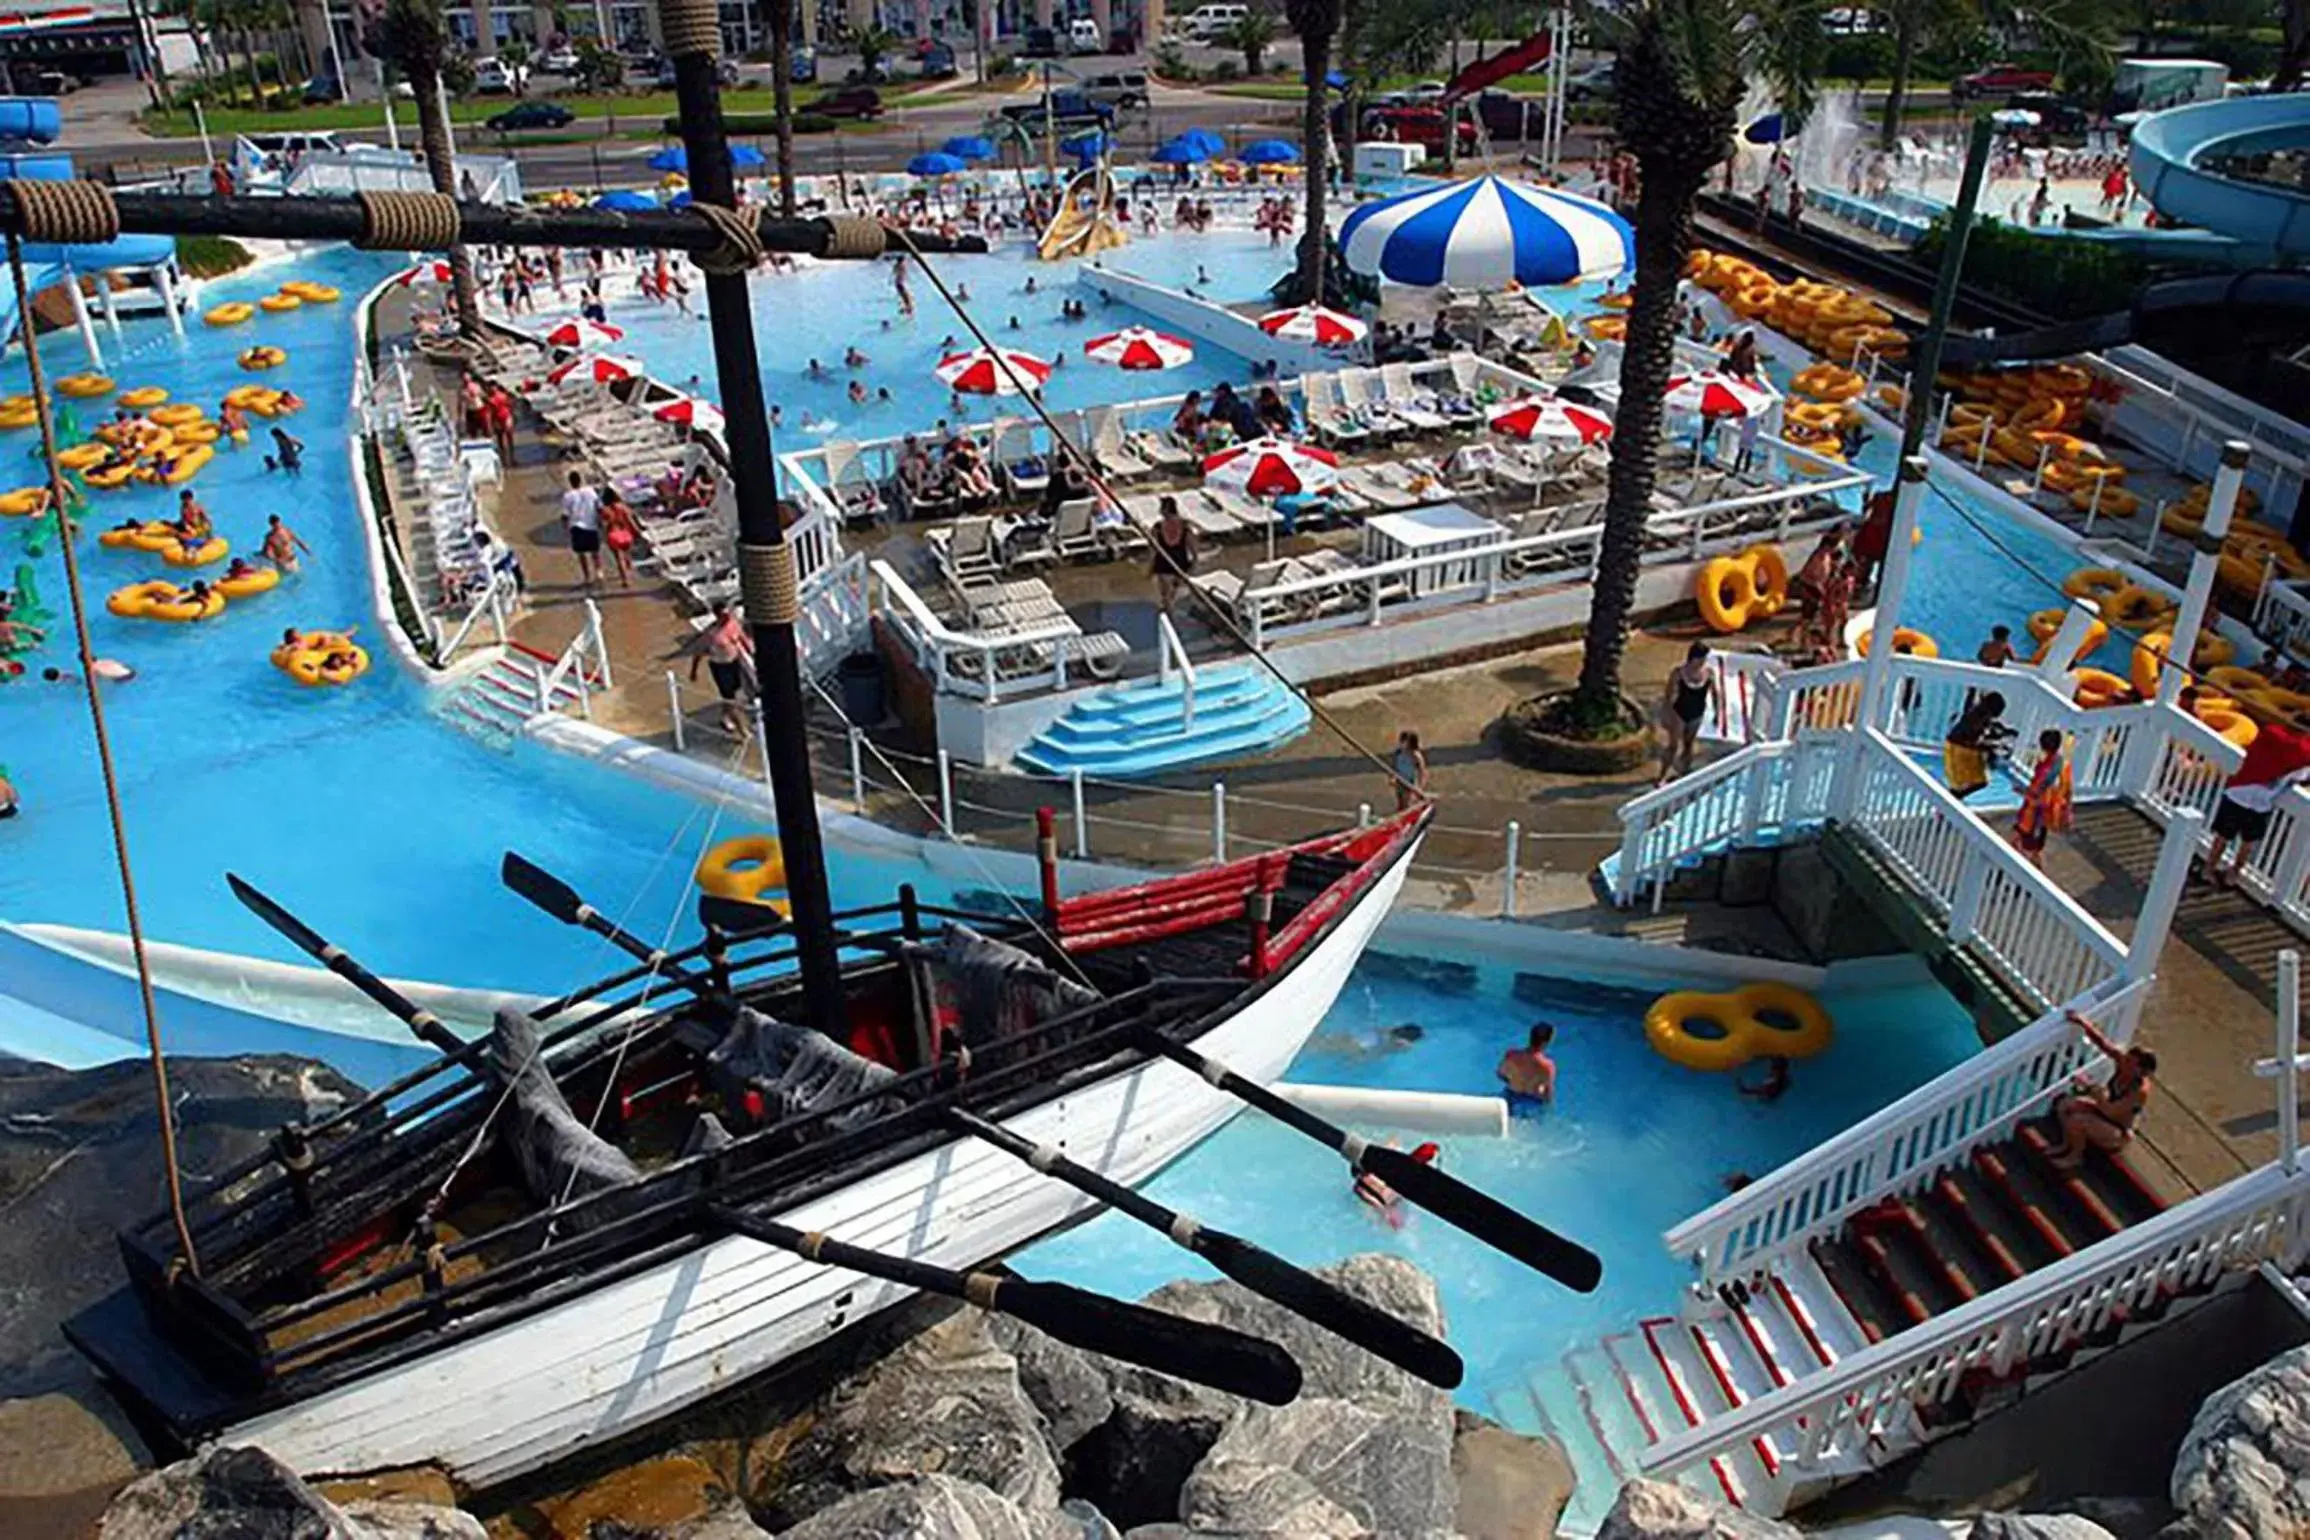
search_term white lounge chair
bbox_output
[928,515,1003,588]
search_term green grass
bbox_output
[140,85,823,138]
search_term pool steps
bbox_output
[1012,663,1311,779]
[440,640,603,744]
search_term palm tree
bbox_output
[1285,0,1342,304]
[373,0,485,340]
[768,0,797,215]
[1224,8,1276,73]
[1567,0,1821,725]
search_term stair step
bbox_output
[1566,1344,1653,1478]
[1014,685,1311,778]
[1551,1351,1633,1485]
[1930,1169,2036,1283]
[1051,671,1274,729]
[2015,1123,2129,1238]
[1974,1142,2097,1259]
[1635,1319,1761,1506]
[1031,689,1302,751]
[1812,1235,1906,1346]
[1776,1254,1871,1369]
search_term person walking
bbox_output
[561,469,603,589]
[690,599,756,738]
[1657,642,1724,786]
[2010,729,2074,869]
[1391,729,1430,811]
[598,486,640,589]
[1148,495,1197,618]
[2200,714,2310,887]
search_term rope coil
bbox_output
[742,541,799,626]
[821,216,887,260]
[658,0,722,60]
[357,191,461,252]
[10,180,120,246]
[691,201,765,276]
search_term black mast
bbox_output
[659,0,846,1034]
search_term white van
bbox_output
[1068,16,1104,50]
[1183,4,1250,40]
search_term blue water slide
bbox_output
[0,130,179,346]
[2129,94,2310,262]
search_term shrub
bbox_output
[1915,215,2148,319]
[1212,57,1240,79]
[794,112,837,133]
[175,234,255,278]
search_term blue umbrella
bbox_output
[1325,69,1349,90]
[647,145,687,172]
[1152,138,1212,165]
[1743,113,1786,145]
[1340,174,1634,288]
[943,134,996,160]
[1180,127,1227,155]
[668,190,693,208]
[729,144,766,169]
[1241,139,1299,165]
[908,151,968,177]
[594,189,659,211]
[1060,127,1107,153]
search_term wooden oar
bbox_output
[1127,1025,1605,1294]
[228,874,465,1057]
[706,1203,1301,1405]
[505,851,1463,1388]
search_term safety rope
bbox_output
[5,232,200,1277]
[357,190,462,253]
[656,0,723,63]
[9,180,119,246]
[690,202,765,278]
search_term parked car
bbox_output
[1179,3,1248,40]
[1068,16,1104,51]
[1953,62,2055,100]
[487,99,576,131]
[653,56,741,86]
[999,89,1117,134]
[1082,70,1149,110]
[1021,25,1061,56]
[538,45,581,73]
[302,71,344,104]
[918,42,958,78]
[815,85,885,119]
[473,57,528,94]
[1473,89,1536,139]
[1563,59,1616,101]
[2003,90,2088,134]
[1361,105,1479,153]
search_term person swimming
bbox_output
[1354,1140,1438,1228]
[1310,1022,1425,1059]
[1498,1022,1557,1116]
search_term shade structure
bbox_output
[934,346,1053,395]
[1083,326,1195,371]
[1241,139,1300,165]
[1662,370,1772,418]
[1152,138,1211,165]
[547,353,646,385]
[1060,127,1108,153]
[594,189,658,212]
[1256,304,1369,346]
[1489,395,1613,445]
[394,260,454,287]
[654,396,726,434]
[1202,437,1340,498]
[1339,174,1634,289]
[544,318,626,348]
[908,151,968,177]
[943,135,996,160]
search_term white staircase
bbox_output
[439,603,611,747]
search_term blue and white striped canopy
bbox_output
[1339,175,1634,289]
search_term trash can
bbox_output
[836,652,885,725]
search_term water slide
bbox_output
[1938,267,2310,368]
[1037,165,1128,262]
[2129,93,2310,264]
[0,97,181,351]
[1441,28,1553,104]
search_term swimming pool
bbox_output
[1024,946,1980,1530]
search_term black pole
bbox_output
[663,8,847,1036]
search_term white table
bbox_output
[1361,503,1507,597]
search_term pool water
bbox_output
[1025,951,1980,1526]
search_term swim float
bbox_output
[99,520,175,551]
[1693,546,1789,634]
[108,580,225,622]
[163,536,228,568]
[1645,983,1833,1073]
[280,281,340,303]
[694,834,792,913]
[238,346,288,372]
[55,374,115,399]
[148,403,205,428]
[258,293,302,313]
[215,565,280,599]
[0,487,49,517]
[1855,626,1939,659]
[204,302,255,327]
[116,386,168,410]
[276,633,368,686]
[55,443,108,470]
[2072,667,2134,709]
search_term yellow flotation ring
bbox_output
[224,385,282,416]
[116,386,169,411]
[106,580,174,618]
[148,403,205,428]
[280,281,340,303]
[55,442,109,470]
[55,373,115,399]
[163,536,229,568]
[258,292,303,313]
[99,519,175,551]
[2070,484,2141,517]
[2198,704,2259,749]
[239,346,288,371]
[2025,610,2108,664]
[2100,584,2177,631]
[2062,567,2129,604]
[147,445,214,485]
[280,638,368,686]
[1581,314,1626,342]
[172,421,222,446]
[145,585,226,623]
[83,463,140,490]
[1743,545,1789,620]
[1645,983,1834,1073]
[0,403,36,430]
[0,486,49,517]
[1855,626,1940,659]
[215,565,280,599]
[205,302,256,327]
[2072,667,2134,709]
[694,834,792,913]
[1696,555,1758,634]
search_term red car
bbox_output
[1362,106,1481,154]
[1953,63,2056,100]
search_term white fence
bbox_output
[871,559,1115,703]
[1610,737,1843,910]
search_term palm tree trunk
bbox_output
[771,0,797,216]
[1295,23,1334,304]
[2275,0,2308,91]
[1574,160,1705,716]
[410,60,486,339]
[242,28,266,104]
[1878,11,1917,152]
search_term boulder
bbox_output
[761,1313,1062,1528]
[2171,1343,2310,1540]
[1966,1517,2118,1540]
[987,1315,1115,1454]
[1182,1395,1454,1538]
[1175,1454,1364,1538]
[529,1454,732,1538]
[1453,1409,1576,1540]
[769,1475,1073,1540]
[1064,1367,1238,1531]
[1594,1478,1803,1540]
[0,1053,363,1398]
[97,1445,484,1540]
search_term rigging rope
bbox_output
[5,232,201,1277]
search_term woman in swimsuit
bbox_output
[2047,1009,2154,1170]
[598,487,640,589]
[1657,642,1723,786]
[1149,496,1197,618]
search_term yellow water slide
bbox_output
[1037,165,1128,262]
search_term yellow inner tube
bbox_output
[215,566,281,599]
[1742,545,1789,620]
[55,373,116,399]
[100,520,175,550]
[2073,667,2134,709]
[116,386,168,410]
[148,403,205,428]
[1646,983,1834,1073]
[239,347,288,371]
[2061,567,2129,603]
[0,486,49,516]
[1695,555,1758,634]
[281,281,341,303]
[694,834,792,913]
[163,536,229,568]
[2198,705,2259,749]
[283,642,369,687]
[56,443,109,470]
[1855,626,1940,659]
[259,292,303,312]
[205,302,256,327]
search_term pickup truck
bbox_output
[997,91,1118,135]
[1952,63,2056,100]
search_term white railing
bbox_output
[1157,610,1196,727]
[1609,738,1843,909]
[872,559,1111,704]
[1644,1157,2310,1485]
[797,551,872,680]
[1666,976,2150,1291]
[535,600,610,719]
[1846,728,2129,1016]
[433,565,516,662]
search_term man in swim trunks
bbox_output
[690,599,755,738]
[2046,1009,2154,1170]
[1498,1022,1557,1115]
[175,490,212,542]
[263,514,311,572]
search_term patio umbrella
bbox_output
[729,144,766,170]
[908,151,969,177]
[1257,304,1369,346]
[934,346,1053,395]
[1339,173,1634,288]
[594,189,658,212]
[1989,108,2042,129]
[1202,437,1340,498]
[394,260,455,287]
[1744,113,1786,144]
[1060,127,1109,154]
[654,396,727,435]
[648,145,687,172]
[1489,395,1614,446]
[1181,127,1227,154]
[943,135,996,160]
[1662,370,1772,418]
[1083,326,1195,371]
[543,318,626,348]
[1151,138,1211,165]
[547,353,646,385]
[1240,140,1300,165]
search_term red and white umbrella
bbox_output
[1256,304,1370,346]
[394,260,455,287]
[545,318,627,348]
[653,396,726,435]
[934,346,1053,396]
[1202,436,1340,498]
[1662,370,1772,418]
[1489,395,1614,445]
[1083,326,1195,371]
[546,353,646,386]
